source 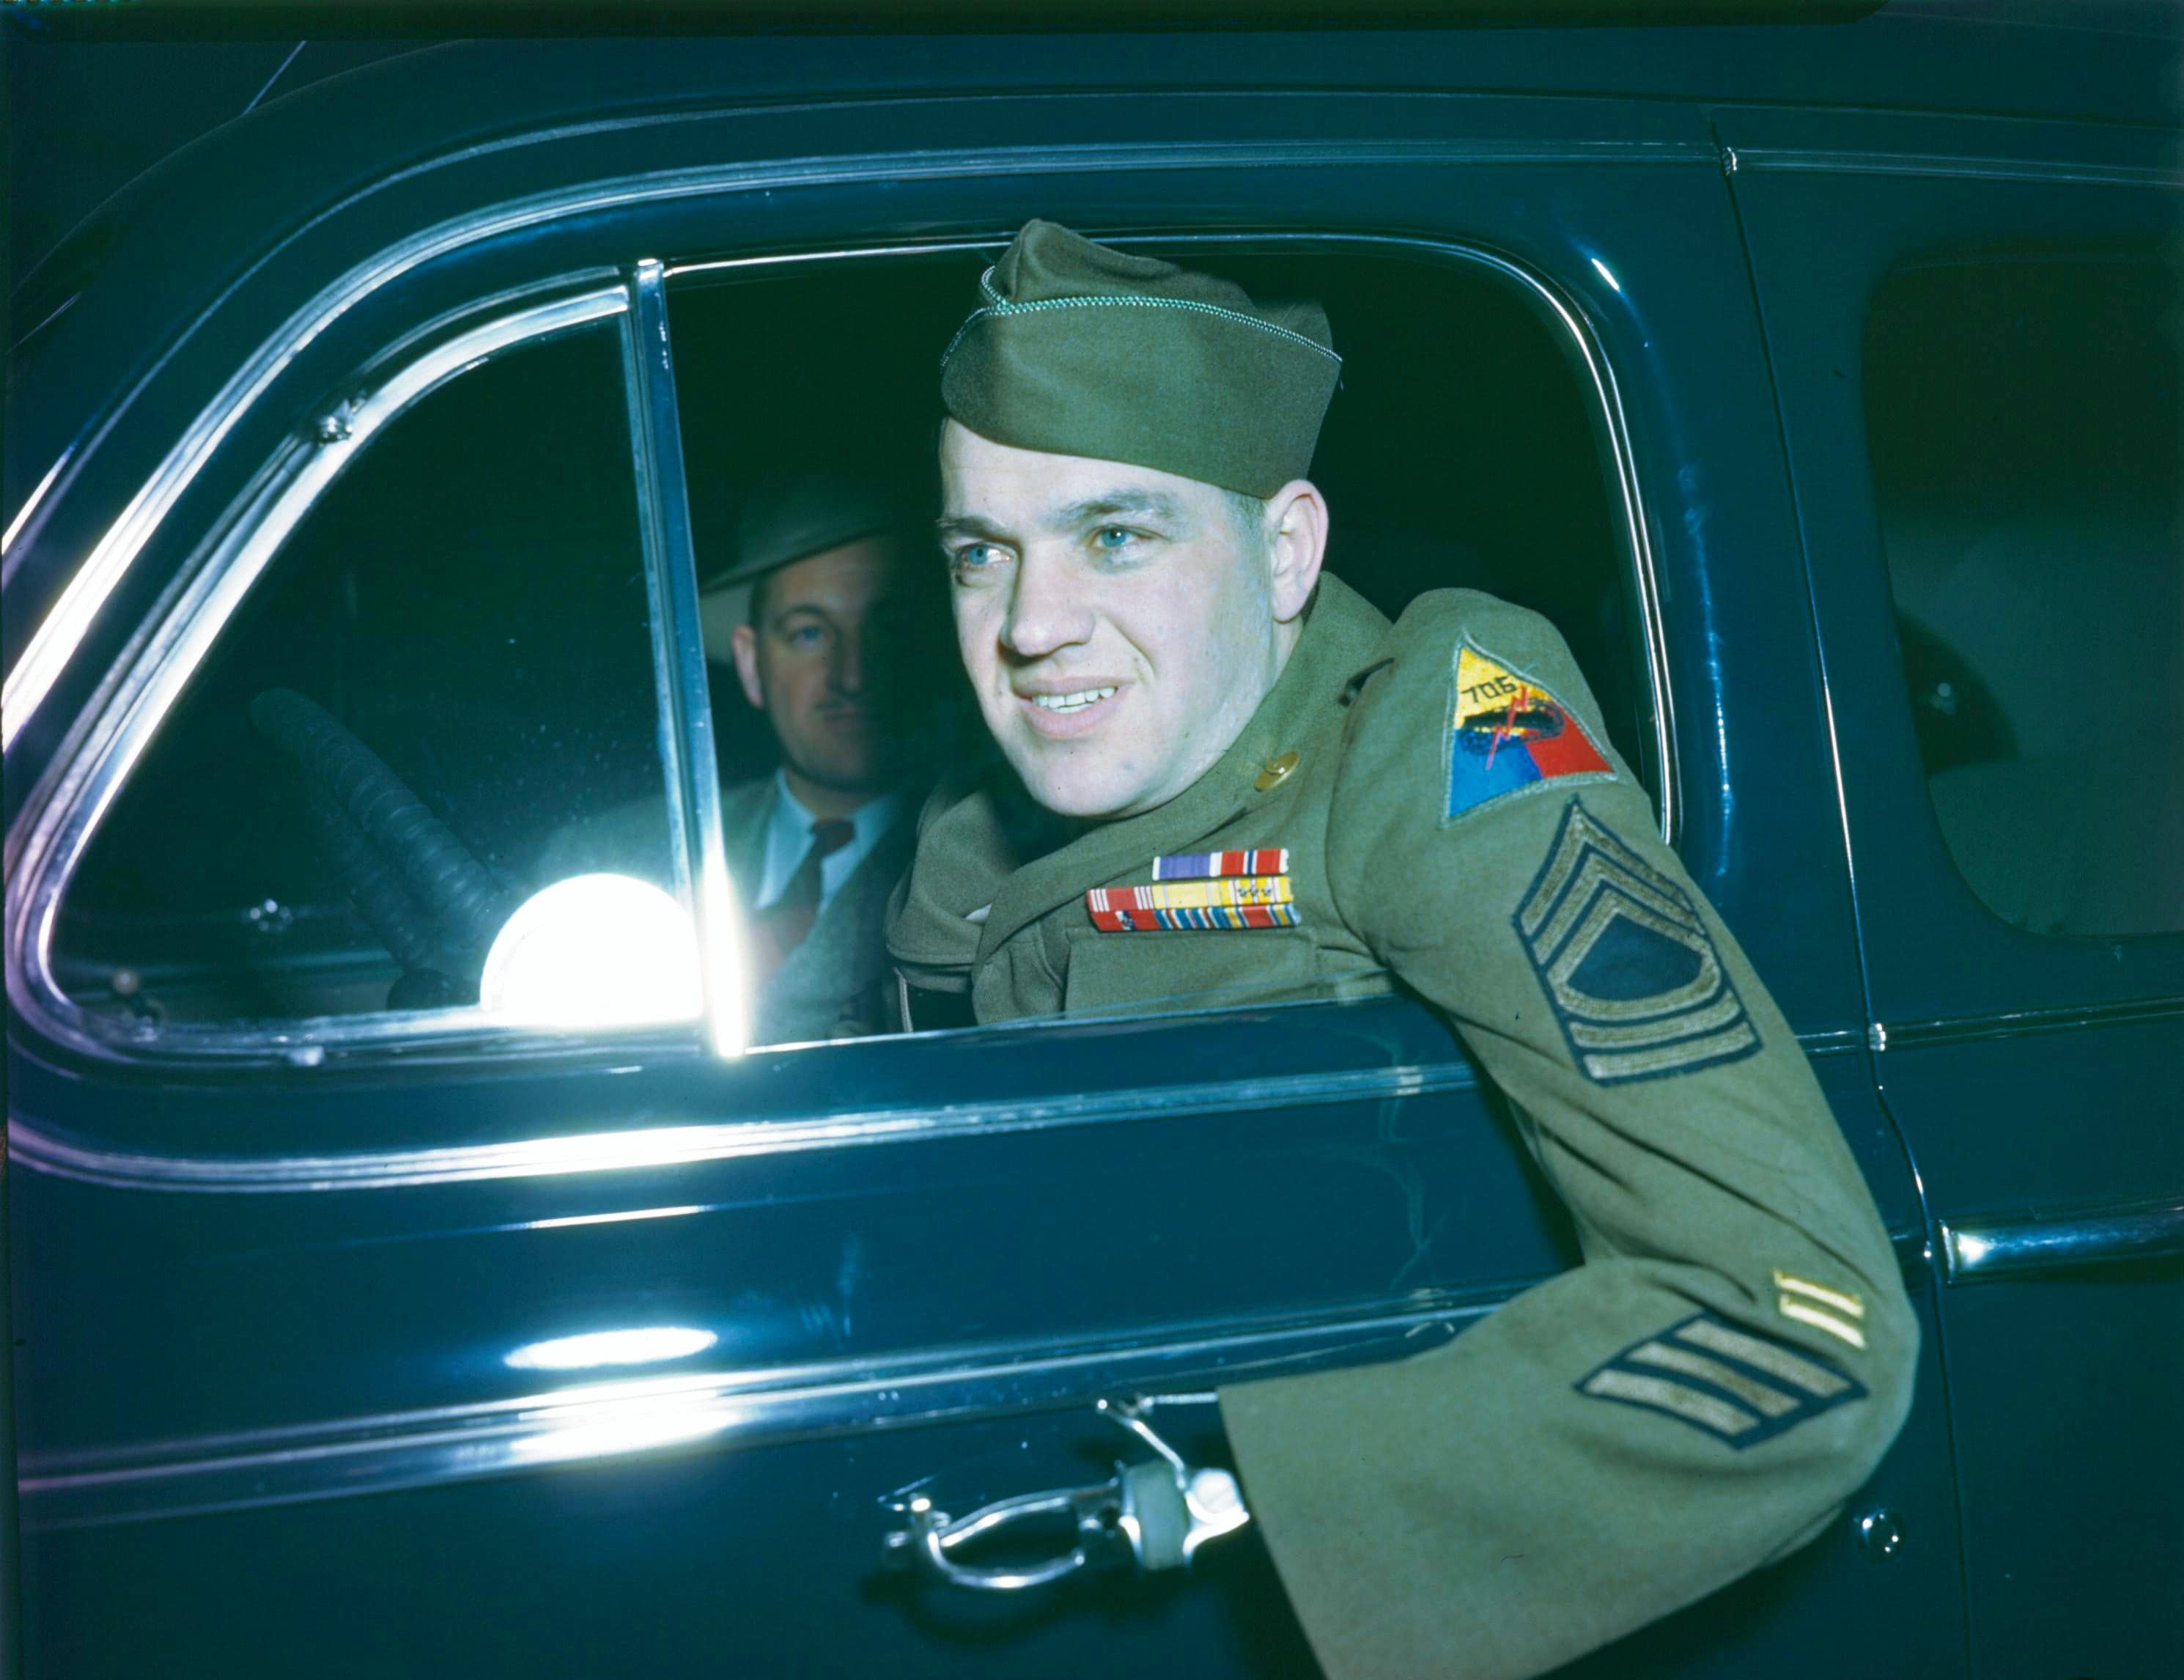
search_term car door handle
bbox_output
[881,1397,1250,1592]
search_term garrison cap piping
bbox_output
[942,265,1344,369]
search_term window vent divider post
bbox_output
[621,259,747,1057]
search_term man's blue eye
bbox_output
[1094,527,1135,550]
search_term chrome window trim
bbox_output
[1731,150,2183,191]
[622,259,748,1057]
[1,135,1709,756]
[7,196,1675,1082]
[9,1025,1859,1194]
[4,284,650,1065]
[1941,1195,2184,1285]
[0,444,73,577]
[17,1283,1501,1532]
[14,1060,1485,1193]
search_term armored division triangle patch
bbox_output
[1445,641,1613,823]
[1516,800,1760,1084]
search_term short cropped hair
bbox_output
[1223,487,1272,557]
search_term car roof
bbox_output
[6,13,2179,593]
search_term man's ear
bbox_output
[1263,479,1329,625]
[730,622,767,712]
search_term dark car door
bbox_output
[10,92,1960,1679]
[1722,106,2184,1680]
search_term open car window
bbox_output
[37,239,1659,1061]
[662,241,1659,1039]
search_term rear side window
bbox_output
[1864,252,2184,940]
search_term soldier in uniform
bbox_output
[887,221,1917,1679]
[547,471,937,1044]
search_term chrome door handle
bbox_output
[881,1397,1250,1593]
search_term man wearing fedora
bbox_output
[547,470,937,1045]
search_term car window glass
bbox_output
[654,247,1648,1043]
[51,323,684,1029]
[1864,252,2184,940]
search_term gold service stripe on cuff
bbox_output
[1772,1270,1867,1319]
[1777,1297,1869,1350]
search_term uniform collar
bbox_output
[974,573,1391,962]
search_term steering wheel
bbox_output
[248,688,515,1009]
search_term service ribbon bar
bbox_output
[1151,848,1289,881]
[1088,876,1294,914]
[1089,902,1303,933]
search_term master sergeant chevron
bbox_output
[885,219,1916,1680]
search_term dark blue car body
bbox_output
[6,15,2181,1679]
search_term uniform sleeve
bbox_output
[1217,589,1917,1680]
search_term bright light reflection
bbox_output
[525,1205,707,1231]
[509,1397,743,1464]
[1590,257,1623,294]
[505,1326,718,1371]
[1952,1233,1992,1269]
[479,874,701,1027]
[1,448,68,556]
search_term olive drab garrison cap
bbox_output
[940,221,1341,498]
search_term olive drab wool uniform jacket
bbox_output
[886,574,1917,1680]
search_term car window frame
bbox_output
[6,273,728,1069]
[7,223,1674,1077]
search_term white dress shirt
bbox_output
[750,772,904,915]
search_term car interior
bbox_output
[51,244,1648,1030]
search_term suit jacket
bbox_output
[536,775,918,1046]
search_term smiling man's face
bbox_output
[940,421,1322,821]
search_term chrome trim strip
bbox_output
[10,1060,1483,1192]
[19,1287,1501,1531]
[10,1023,1857,1193]
[622,259,747,1057]
[1941,1196,2184,1284]
[1,446,72,569]
[1879,994,2184,1053]
[1552,246,1679,834]
[5,287,631,1063]
[1,136,1710,757]
[1733,150,2182,190]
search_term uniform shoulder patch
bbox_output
[1516,799,1760,1084]
[1577,1311,1867,1449]
[1443,639,1614,824]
